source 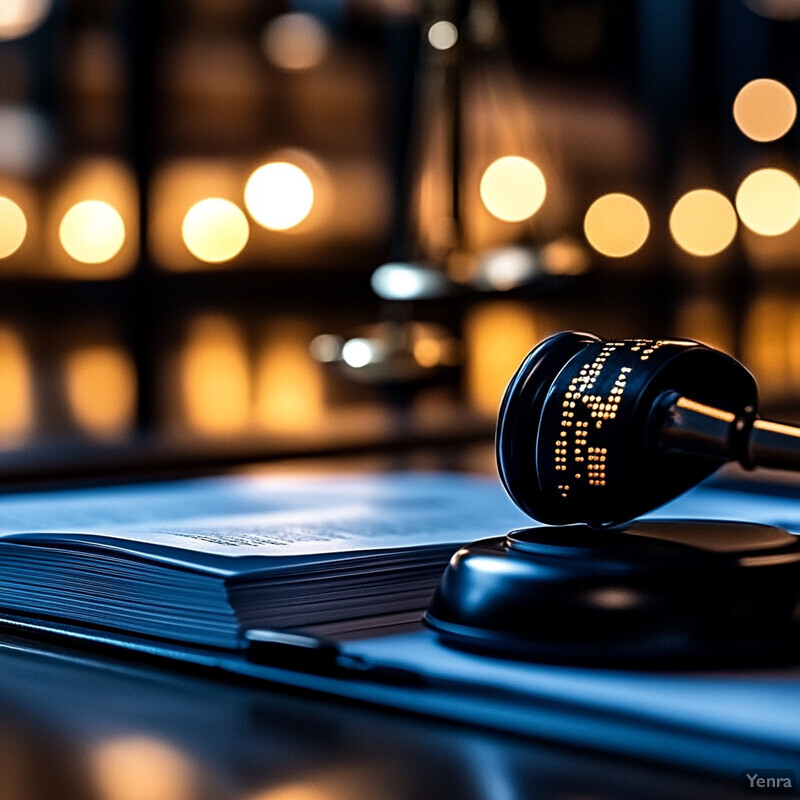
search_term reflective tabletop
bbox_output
[0,633,742,800]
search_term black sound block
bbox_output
[424,520,800,666]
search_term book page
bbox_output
[0,473,531,559]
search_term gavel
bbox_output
[495,331,800,527]
[426,333,800,664]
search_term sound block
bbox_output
[424,520,800,666]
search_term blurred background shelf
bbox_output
[1,0,800,477]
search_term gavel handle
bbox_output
[749,418,800,470]
[652,392,800,471]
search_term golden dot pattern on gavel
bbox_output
[553,339,667,500]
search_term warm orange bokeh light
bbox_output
[669,189,738,257]
[413,336,444,368]
[255,326,323,433]
[479,156,547,223]
[49,159,138,278]
[180,316,250,435]
[584,193,650,257]
[65,345,136,438]
[539,237,591,275]
[742,295,800,402]
[59,200,126,264]
[464,302,540,415]
[736,168,800,236]
[744,0,800,19]
[0,196,27,259]
[0,0,52,41]
[244,162,314,231]
[90,736,195,800]
[0,326,33,443]
[182,198,249,263]
[733,78,796,142]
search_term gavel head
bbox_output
[496,332,758,527]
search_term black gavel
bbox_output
[426,333,800,664]
[496,331,800,527]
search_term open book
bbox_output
[0,472,530,649]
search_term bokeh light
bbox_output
[464,302,540,415]
[65,346,136,439]
[90,736,195,800]
[743,0,800,20]
[0,197,27,259]
[743,295,799,402]
[0,0,52,41]
[669,189,738,257]
[479,156,547,223]
[410,324,457,369]
[539,237,591,275]
[371,262,448,300]
[341,338,374,369]
[413,337,443,368]
[0,326,32,443]
[180,316,250,435]
[0,106,53,175]
[59,200,126,264]
[473,246,538,291]
[246,775,367,800]
[255,324,323,433]
[244,162,314,231]
[261,13,330,72]
[149,160,241,270]
[735,168,800,236]
[308,334,342,363]
[733,79,796,142]
[182,198,249,262]
[428,20,458,50]
[48,159,137,278]
[583,193,650,257]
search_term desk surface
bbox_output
[0,448,794,800]
[0,633,743,800]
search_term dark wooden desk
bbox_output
[0,633,741,800]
